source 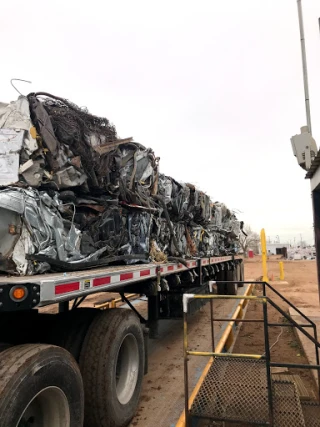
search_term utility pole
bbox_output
[297,0,312,134]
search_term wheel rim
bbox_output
[115,333,139,405]
[17,386,70,427]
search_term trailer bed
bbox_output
[0,255,239,308]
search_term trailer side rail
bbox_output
[0,256,241,308]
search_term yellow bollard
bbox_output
[260,229,268,282]
[279,261,285,280]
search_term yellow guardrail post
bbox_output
[279,261,285,280]
[260,228,268,282]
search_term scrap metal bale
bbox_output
[151,217,171,254]
[28,92,116,189]
[171,223,189,257]
[85,205,128,256]
[158,174,173,205]
[99,142,159,207]
[126,210,152,261]
[168,179,191,221]
[0,187,84,275]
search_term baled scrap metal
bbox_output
[126,211,152,261]
[0,96,87,190]
[169,180,191,221]
[0,92,241,275]
[0,187,83,275]
[99,142,159,208]
[28,92,115,189]
[0,188,153,275]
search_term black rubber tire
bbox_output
[240,261,245,281]
[0,343,12,353]
[217,283,226,295]
[237,264,244,287]
[226,269,238,295]
[80,308,145,427]
[216,269,226,295]
[49,308,98,361]
[0,344,84,427]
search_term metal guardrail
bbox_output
[176,283,254,427]
[182,289,273,426]
[179,281,320,427]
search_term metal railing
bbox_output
[182,281,320,427]
[262,280,320,391]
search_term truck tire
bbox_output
[217,283,226,295]
[0,343,11,353]
[240,261,245,281]
[226,269,238,295]
[237,263,244,287]
[80,308,144,427]
[49,308,98,361]
[0,344,84,427]
[216,269,226,295]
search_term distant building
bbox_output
[266,243,290,256]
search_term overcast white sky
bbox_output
[1,0,320,244]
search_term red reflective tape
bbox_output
[160,267,164,273]
[55,282,80,295]
[178,264,183,269]
[168,265,174,271]
[93,276,111,287]
[120,273,133,281]
[140,269,150,277]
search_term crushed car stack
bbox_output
[0,92,241,275]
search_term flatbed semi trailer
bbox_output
[0,92,244,427]
[0,255,243,427]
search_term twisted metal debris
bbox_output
[0,93,241,275]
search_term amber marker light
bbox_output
[10,286,28,302]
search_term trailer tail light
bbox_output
[0,283,40,311]
[10,286,28,302]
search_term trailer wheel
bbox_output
[237,263,244,287]
[216,269,226,295]
[226,269,238,295]
[217,283,226,295]
[0,343,11,353]
[49,308,98,361]
[240,261,245,281]
[80,308,144,427]
[0,344,84,427]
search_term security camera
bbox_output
[291,126,317,171]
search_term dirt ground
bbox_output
[130,294,245,427]
[245,255,319,309]
[234,256,320,398]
